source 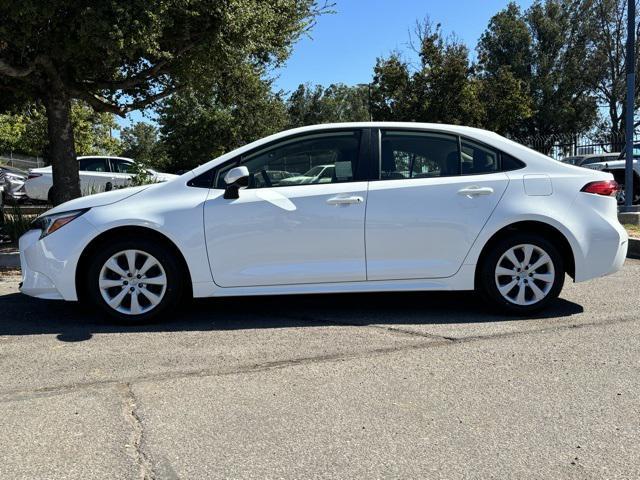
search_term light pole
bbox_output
[623,0,636,210]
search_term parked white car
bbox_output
[24,156,176,202]
[19,123,628,322]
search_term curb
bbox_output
[629,238,640,260]
[0,252,19,269]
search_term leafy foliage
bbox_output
[159,65,289,171]
[120,122,169,171]
[0,102,120,157]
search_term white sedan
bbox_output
[19,123,628,322]
[24,156,176,202]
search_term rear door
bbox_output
[110,159,135,187]
[365,129,509,280]
[78,157,114,194]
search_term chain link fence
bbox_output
[0,152,45,170]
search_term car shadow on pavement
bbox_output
[0,290,584,342]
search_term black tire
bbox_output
[477,233,565,315]
[85,237,184,323]
[616,182,640,206]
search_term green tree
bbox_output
[476,3,533,135]
[286,83,370,127]
[477,0,598,141]
[370,54,414,121]
[159,66,288,171]
[120,122,169,171]
[0,102,119,157]
[0,0,324,204]
[370,20,481,126]
[587,0,640,139]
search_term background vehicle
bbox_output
[19,123,628,323]
[560,155,585,166]
[24,156,176,202]
[583,147,640,204]
[279,165,336,185]
[0,165,28,203]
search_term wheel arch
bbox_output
[474,220,576,287]
[75,225,193,302]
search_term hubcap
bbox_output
[494,244,555,306]
[99,250,167,315]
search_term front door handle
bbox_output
[326,195,364,206]
[457,186,494,197]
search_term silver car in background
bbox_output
[0,165,28,204]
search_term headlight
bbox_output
[31,209,89,239]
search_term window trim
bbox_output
[371,127,526,181]
[188,127,369,189]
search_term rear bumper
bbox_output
[574,211,628,282]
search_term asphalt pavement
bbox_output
[0,260,638,479]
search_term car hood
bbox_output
[42,185,151,216]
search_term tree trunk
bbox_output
[44,89,80,205]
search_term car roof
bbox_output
[582,152,619,158]
[77,156,134,161]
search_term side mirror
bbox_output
[223,166,249,200]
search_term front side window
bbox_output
[461,139,499,174]
[215,130,361,189]
[380,131,460,179]
[78,158,109,172]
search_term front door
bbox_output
[365,130,509,280]
[204,129,369,287]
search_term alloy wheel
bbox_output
[494,243,555,306]
[98,249,167,315]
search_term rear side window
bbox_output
[379,131,460,179]
[79,158,109,172]
[112,159,134,173]
[500,153,526,171]
[461,139,499,174]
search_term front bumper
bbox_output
[19,216,98,301]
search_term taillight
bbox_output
[27,173,42,180]
[581,180,620,197]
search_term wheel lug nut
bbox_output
[136,274,141,279]
[129,287,135,292]
[123,281,128,285]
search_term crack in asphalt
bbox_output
[117,383,155,480]
[0,311,638,404]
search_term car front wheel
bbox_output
[86,239,184,323]
[478,234,565,314]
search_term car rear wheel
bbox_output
[86,238,184,323]
[478,234,565,314]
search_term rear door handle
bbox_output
[457,186,494,197]
[326,195,364,205]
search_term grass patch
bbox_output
[624,224,640,239]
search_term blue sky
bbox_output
[118,0,533,130]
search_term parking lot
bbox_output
[0,260,638,479]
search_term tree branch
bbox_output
[79,41,197,90]
[0,58,35,78]
[72,86,180,117]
